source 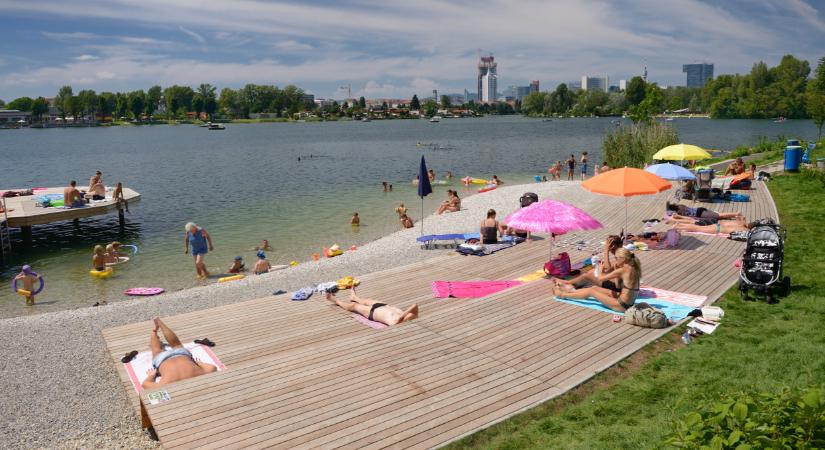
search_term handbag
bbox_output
[543,252,571,277]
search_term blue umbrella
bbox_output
[418,155,433,235]
[645,163,696,181]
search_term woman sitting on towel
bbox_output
[479,209,505,244]
[551,248,641,312]
[666,203,744,222]
[672,220,753,235]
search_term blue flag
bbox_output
[418,155,433,198]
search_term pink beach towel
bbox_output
[123,342,226,393]
[638,285,708,308]
[353,314,388,329]
[683,231,731,238]
[431,280,524,298]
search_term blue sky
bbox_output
[1,0,824,102]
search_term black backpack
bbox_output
[520,192,539,208]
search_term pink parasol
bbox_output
[503,199,603,256]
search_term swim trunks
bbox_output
[368,303,387,321]
[581,163,588,174]
[71,200,85,207]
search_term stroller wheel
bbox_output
[765,293,778,304]
[739,279,750,301]
[781,276,791,297]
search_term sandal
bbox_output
[194,338,216,347]
[121,350,138,363]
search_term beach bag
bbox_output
[543,252,571,277]
[520,192,539,208]
[623,302,668,328]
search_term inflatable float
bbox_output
[90,267,113,278]
[120,244,139,254]
[218,274,245,283]
[124,287,164,296]
[106,256,130,266]
[12,274,45,296]
[462,177,489,185]
[478,184,497,193]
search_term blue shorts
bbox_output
[581,164,588,174]
[191,247,208,257]
[152,347,193,371]
[71,200,85,207]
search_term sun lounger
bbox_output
[417,233,521,249]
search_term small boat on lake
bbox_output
[207,123,225,130]
[430,116,441,123]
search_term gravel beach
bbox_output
[0,180,581,449]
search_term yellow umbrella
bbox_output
[653,143,712,161]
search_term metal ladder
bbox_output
[0,197,11,263]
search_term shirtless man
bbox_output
[724,157,745,176]
[141,318,217,389]
[326,288,418,326]
[89,171,105,200]
[63,180,84,207]
[88,171,102,192]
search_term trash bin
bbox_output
[817,158,825,170]
[784,145,802,171]
[786,139,800,147]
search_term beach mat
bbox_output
[432,280,523,298]
[638,285,707,307]
[123,342,226,393]
[554,293,695,320]
[353,314,388,329]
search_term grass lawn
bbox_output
[446,171,825,450]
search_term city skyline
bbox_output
[1,0,824,101]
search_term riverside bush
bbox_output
[666,386,825,449]
[602,123,679,168]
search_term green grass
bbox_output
[445,172,825,450]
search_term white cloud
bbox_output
[273,40,313,52]
[74,54,99,61]
[179,25,206,44]
[786,0,825,32]
[42,31,100,41]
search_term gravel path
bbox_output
[0,181,579,449]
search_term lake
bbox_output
[0,116,816,318]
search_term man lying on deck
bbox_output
[141,318,217,389]
[326,288,418,326]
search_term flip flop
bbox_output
[121,350,138,363]
[194,338,216,347]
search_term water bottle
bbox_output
[592,254,600,277]
[681,330,692,345]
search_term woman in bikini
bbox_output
[325,288,418,326]
[672,220,753,235]
[551,248,641,312]
[665,203,743,222]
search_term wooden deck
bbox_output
[102,180,778,449]
[1,186,140,228]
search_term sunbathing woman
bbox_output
[666,202,743,222]
[436,190,460,214]
[326,288,418,326]
[552,248,641,312]
[672,220,754,235]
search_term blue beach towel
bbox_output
[553,296,695,320]
[291,287,314,301]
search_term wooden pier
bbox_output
[102,181,776,449]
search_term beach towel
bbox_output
[456,242,515,256]
[553,293,696,320]
[123,342,225,393]
[431,280,523,298]
[353,314,388,329]
[683,231,731,239]
[637,285,707,307]
[516,270,547,282]
[291,287,314,301]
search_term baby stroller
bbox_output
[738,218,789,303]
[695,169,714,202]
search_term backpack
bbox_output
[520,192,539,208]
[543,252,571,277]
[623,302,668,328]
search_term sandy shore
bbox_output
[0,180,582,449]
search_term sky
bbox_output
[1,0,824,102]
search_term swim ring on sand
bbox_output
[218,274,245,283]
[90,267,113,278]
[12,274,44,296]
[124,287,164,296]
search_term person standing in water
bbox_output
[566,155,576,181]
[14,265,42,306]
[184,222,214,279]
[351,212,360,226]
[580,152,589,180]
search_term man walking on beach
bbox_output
[184,222,214,279]
[141,318,217,389]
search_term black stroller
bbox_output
[738,218,790,303]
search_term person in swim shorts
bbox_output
[141,318,217,389]
[63,180,84,207]
[184,222,214,279]
[253,251,272,274]
[580,152,588,180]
[325,288,418,326]
[566,154,576,180]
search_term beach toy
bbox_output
[218,274,244,283]
[336,276,360,290]
[105,256,130,266]
[461,176,473,185]
[534,175,541,182]
[312,253,319,261]
[12,266,45,296]
[478,184,497,193]
[470,178,488,185]
[90,267,113,278]
[124,287,164,296]
[349,245,357,251]
[325,244,343,258]
[121,244,139,254]
[290,260,298,266]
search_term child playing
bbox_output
[395,203,407,217]
[92,245,106,271]
[14,265,42,305]
[351,212,360,226]
[228,256,245,274]
[104,244,119,264]
[253,251,272,274]
[113,182,129,212]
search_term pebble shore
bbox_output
[0,180,580,449]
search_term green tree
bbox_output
[358,96,366,109]
[807,56,825,139]
[219,87,240,118]
[549,83,573,114]
[0,99,5,108]
[146,85,162,117]
[197,83,217,120]
[55,85,73,121]
[440,95,451,109]
[410,94,420,110]
[31,97,49,123]
[629,83,665,123]
[6,97,34,111]
[192,94,205,119]
[115,93,129,119]
[76,89,97,123]
[68,95,82,122]
[163,86,194,119]
[521,92,548,116]
[98,92,116,121]
[127,90,146,120]
[423,99,437,116]
[625,76,646,106]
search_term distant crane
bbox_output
[338,84,352,102]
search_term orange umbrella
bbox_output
[581,168,672,237]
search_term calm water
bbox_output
[0,116,816,318]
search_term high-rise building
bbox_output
[581,75,609,92]
[477,55,497,102]
[530,80,539,93]
[516,86,532,101]
[464,89,479,103]
[682,63,714,88]
[619,79,627,91]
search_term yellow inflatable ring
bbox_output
[16,289,32,296]
[90,267,113,278]
[218,274,245,283]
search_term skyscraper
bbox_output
[581,75,608,92]
[530,80,539,93]
[682,63,714,88]
[477,55,497,103]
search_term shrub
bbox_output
[666,386,825,449]
[602,122,679,168]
